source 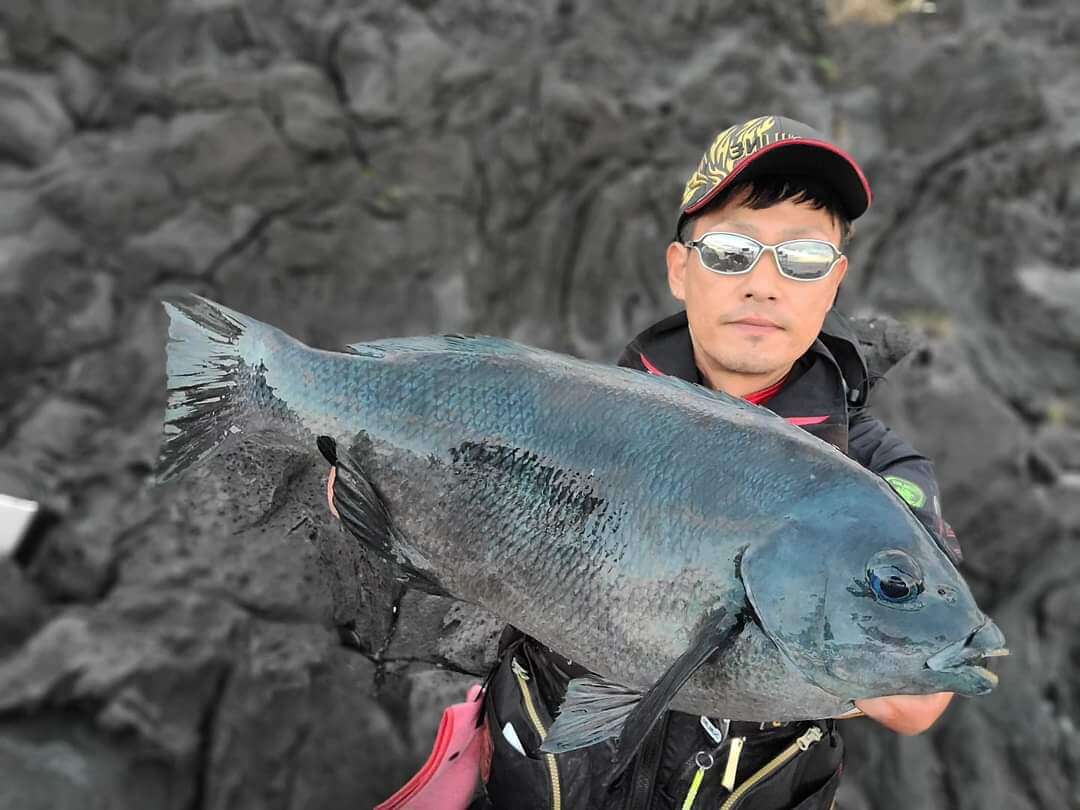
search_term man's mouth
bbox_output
[729,316,783,333]
[730,317,781,330]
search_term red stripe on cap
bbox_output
[684,138,873,217]
[786,416,829,426]
[639,352,665,376]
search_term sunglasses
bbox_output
[684,231,843,282]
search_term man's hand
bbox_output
[854,692,954,735]
[326,467,339,519]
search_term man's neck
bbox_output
[696,356,793,399]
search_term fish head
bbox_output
[740,485,1007,701]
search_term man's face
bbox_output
[666,192,848,389]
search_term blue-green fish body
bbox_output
[158,295,1005,742]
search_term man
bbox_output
[331,115,963,809]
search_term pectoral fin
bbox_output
[540,675,642,754]
[606,608,744,784]
[319,435,447,596]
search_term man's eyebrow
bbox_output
[780,226,833,240]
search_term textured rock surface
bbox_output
[1,1,1078,807]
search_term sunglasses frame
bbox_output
[684,231,844,282]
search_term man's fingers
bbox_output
[327,467,340,519]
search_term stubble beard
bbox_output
[708,346,783,377]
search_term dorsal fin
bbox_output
[614,365,783,420]
[344,334,782,421]
[345,334,539,358]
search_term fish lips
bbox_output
[924,619,1009,695]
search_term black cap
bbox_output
[676,115,872,239]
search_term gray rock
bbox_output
[41,0,154,63]
[1,0,1079,805]
[0,589,245,759]
[56,50,104,124]
[0,70,72,166]
[162,109,299,202]
[0,561,47,654]
[385,590,501,674]
[122,202,256,278]
[0,714,183,810]
[40,123,183,235]
[203,625,412,810]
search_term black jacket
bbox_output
[479,310,959,810]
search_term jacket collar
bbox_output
[626,311,867,386]
[623,310,870,452]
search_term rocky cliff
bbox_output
[1,1,1078,808]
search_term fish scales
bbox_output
[158,295,1007,731]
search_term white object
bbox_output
[501,722,526,756]
[0,493,38,559]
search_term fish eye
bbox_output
[866,550,924,605]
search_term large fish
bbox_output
[157,294,1006,777]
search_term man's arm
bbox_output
[848,409,962,564]
[847,409,960,734]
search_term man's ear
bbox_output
[833,255,849,285]
[667,241,689,302]
[830,255,849,308]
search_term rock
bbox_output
[122,201,259,278]
[41,0,157,63]
[866,342,1057,597]
[1016,264,1080,345]
[163,109,299,202]
[0,589,245,761]
[203,627,412,810]
[40,122,182,236]
[1032,426,1080,473]
[385,590,500,674]
[0,265,115,379]
[0,70,72,166]
[56,50,104,124]
[0,714,184,810]
[1,0,1080,805]
[377,662,478,768]
[0,560,47,654]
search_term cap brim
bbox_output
[683,139,872,222]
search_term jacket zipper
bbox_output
[718,726,823,810]
[511,658,562,810]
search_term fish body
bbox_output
[158,295,1005,740]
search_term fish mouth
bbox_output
[925,619,1009,694]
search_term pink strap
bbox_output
[375,684,486,810]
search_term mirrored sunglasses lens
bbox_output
[697,234,759,274]
[775,241,836,279]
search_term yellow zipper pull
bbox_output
[720,736,744,791]
[681,751,715,810]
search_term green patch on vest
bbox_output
[885,475,926,509]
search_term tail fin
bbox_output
[156,294,258,484]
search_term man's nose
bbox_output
[740,249,783,299]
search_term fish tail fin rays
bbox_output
[157,294,267,483]
[540,676,642,754]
